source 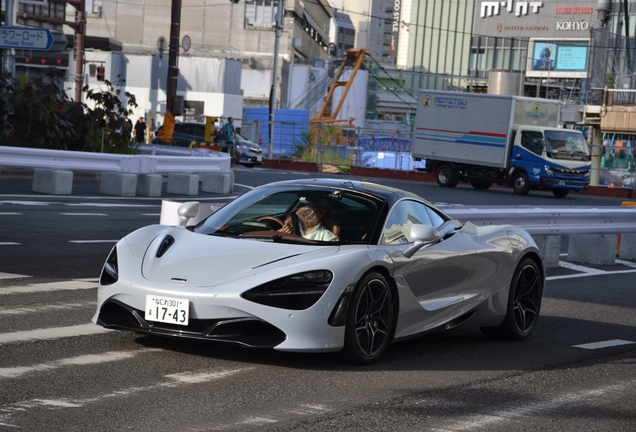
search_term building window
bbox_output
[245,0,277,28]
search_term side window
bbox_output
[381,200,434,245]
[521,131,544,156]
[426,207,447,229]
[179,124,197,136]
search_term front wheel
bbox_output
[342,273,394,364]
[552,189,569,198]
[481,258,543,340]
[436,165,459,188]
[512,171,530,195]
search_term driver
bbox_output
[279,198,340,242]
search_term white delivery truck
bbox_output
[412,90,591,197]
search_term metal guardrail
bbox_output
[439,206,636,236]
[0,146,231,174]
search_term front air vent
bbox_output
[156,235,175,258]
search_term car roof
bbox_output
[260,178,429,204]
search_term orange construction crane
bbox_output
[311,48,367,126]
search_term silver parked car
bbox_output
[94,179,545,364]
[152,121,263,167]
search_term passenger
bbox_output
[279,198,339,241]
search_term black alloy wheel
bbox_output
[342,272,394,364]
[481,258,543,340]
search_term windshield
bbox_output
[194,185,385,245]
[545,130,590,161]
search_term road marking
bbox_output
[0,273,30,280]
[573,339,635,350]
[68,240,119,244]
[0,301,94,317]
[0,212,22,215]
[0,279,97,295]
[140,213,161,216]
[546,261,636,281]
[0,324,111,345]
[430,379,636,432]
[0,349,161,379]
[60,213,108,216]
[0,368,251,427]
[0,242,20,246]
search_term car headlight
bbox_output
[544,165,554,177]
[241,270,333,310]
[100,246,119,286]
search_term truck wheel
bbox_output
[512,172,530,195]
[552,189,569,198]
[437,165,459,188]
[470,180,493,190]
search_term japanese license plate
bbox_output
[145,295,189,326]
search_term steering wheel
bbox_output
[256,216,285,230]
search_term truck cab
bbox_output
[511,127,591,197]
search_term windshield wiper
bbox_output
[239,233,321,244]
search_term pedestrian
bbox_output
[134,117,146,144]
[123,114,133,139]
[149,118,157,138]
[221,117,236,139]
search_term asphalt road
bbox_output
[0,166,635,431]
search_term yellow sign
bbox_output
[204,116,217,142]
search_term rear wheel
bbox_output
[470,179,493,190]
[512,171,530,195]
[342,272,394,364]
[437,165,459,188]
[552,189,569,198]
[481,258,543,340]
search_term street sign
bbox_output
[0,26,54,51]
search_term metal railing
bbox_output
[439,206,636,236]
[0,145,231,174]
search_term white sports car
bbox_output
[94,179,545,364]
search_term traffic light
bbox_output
[96,66,105,81]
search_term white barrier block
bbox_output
[99,172,138,197]
[136,174,163,197]
[167,174,199,196]
[200,172,233,194]
[532,235,561,269]
[32,169,73,195]
[619,233,636,260]
[568,234,618,265]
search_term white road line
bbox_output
[0,273,30,280]
[0,368,251,427]
[68,240,119,244]
[60,213,108,216]
[0,280,97,295]
[573,339,636,350]
[0,242,20,246]
[0,324,111,345]
[431,379,636,432]
[0,349,161,379]
[140,213,161,216]
[546,260,636,281]
[64,203,157,208]
[0,212,22,215]
[0,301,94,317]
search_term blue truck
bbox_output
[412,91,591,198]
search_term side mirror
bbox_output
[403,224,440,258]
[177,202,200,227]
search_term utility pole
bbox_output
[73,0,86,103]
[166,0,182,114]
[268,0,284,159]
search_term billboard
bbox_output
[526,38,589,78]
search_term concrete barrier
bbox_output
[167,174,199,195]
[136,174,163,197]
[32,169,73,195]
[619,233,636,260]
[568,234,618,265]
[200,172,233,194]
[99,172,138,197]
[533,236,561,269]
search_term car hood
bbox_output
[141,228,339,287]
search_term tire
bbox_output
[552,189,569,198]
[481,258,543,340]
[470,179,493,190]
[342,272,394,365]
[512,171,530,195]
[243,163,256,168]
[437,165,459,188]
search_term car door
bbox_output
[380,199,477,339]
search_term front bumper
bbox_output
[539,177,589,190]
